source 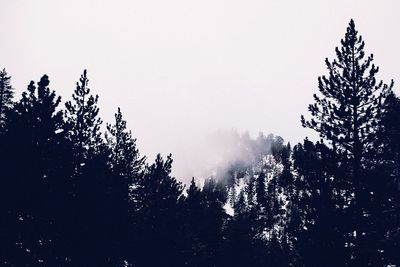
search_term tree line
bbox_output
[1,19,400,266]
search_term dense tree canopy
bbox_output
[1,19,400,267]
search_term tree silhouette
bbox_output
[105,107,145,264]
[290,139,349,266]
[181,178,204,266]
[301,19,394,265]
[131,154,185,266]
[0,68,14,131]
[65,69,103,172]
[376,92,400,264]
[106,107,145,182]
[200,178,227,267]
[0,75,73,265]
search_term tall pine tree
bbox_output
[105,107,145,265]
[0,69,14,131]
[65,69,103,171]
[301,19,394,265]
[106,107,145,182]
[0,75,73,265]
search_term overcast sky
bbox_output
[1,0,399,181]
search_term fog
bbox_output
[1,0,399,182]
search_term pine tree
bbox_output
[65,69,102,170]
[301,19,394,265]
[255,171,269,233]
[301,19,393,166]
[63,70,117,265]
[223,190,255,267]
[131,154,185,266]
[245,175,256,208]
[0,68,14,131]
[0,75,73,265]
[290,139,348,266]
[256,172,267,209]
[105,107,145,264]
[182,178,207,266]
[379,92,400,186]
[106,107,145,184]
[201,178,227,266]
[376,92,400,265]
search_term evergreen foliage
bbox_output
[65,69,103,171]
[301,19,397,265]
[0,68,14,131]
[1,19,400,267]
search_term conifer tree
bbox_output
[63,70,116,265]
[301,19,394,265]
[106,107,145,185]
[256,172,267,209]
[131,154,185,266]
[290,139,348,266]
[223,190,256,267]
[65,69,102,169]
[376,92,400,264]
[201,178,227,266]
[245,175,256,208]
[105,107,145,264]
[0,68,14,131]
[255,171,269,232]
[0,75,72,265]
[301,19,393,166]
[182,178,207,266]
[379,92,400,185]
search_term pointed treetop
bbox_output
[0,68,15,129]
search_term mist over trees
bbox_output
[1,20,400,266]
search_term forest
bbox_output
[1,20,400,266]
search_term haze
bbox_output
[1,0,399,182]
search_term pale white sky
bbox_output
[1,0,399,181]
